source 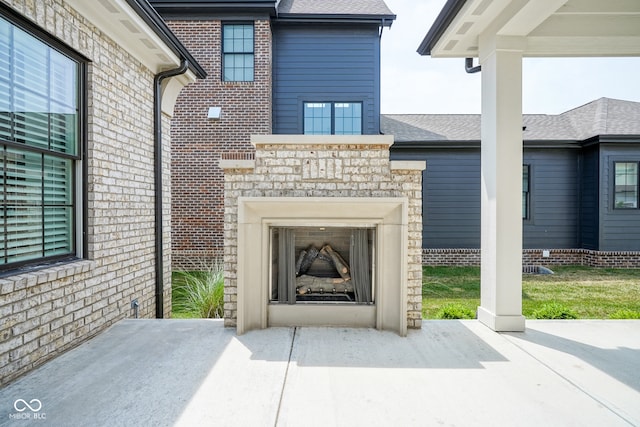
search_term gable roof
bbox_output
[276,0,395,25]
[382,98,640,144]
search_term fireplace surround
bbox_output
[220,135,425,335]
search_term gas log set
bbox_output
[295,244,354,298]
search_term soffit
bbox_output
[420,0,640,58]
[66,0,197,77]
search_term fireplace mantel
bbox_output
[237,197,408,335]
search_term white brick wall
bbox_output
[0,0,172,385]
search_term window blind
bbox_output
[1,15,78,267]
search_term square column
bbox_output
[477,37,526,331]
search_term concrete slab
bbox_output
[503,320,640,425]
[0,320,293,427]
[278,321,638,427]
[1,319,639,427]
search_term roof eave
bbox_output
[590,135,640,145]
[150,2,277,18]
[417,0,467,56]
[126,0,207,78]
[524,140,581,149]
[275,13,396,26]
[390,139,586,149]
[390,140,480,149]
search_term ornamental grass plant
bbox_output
[172,260,225,319]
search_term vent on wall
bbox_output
[523,265,554,275]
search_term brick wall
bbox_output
[0,0,172,385]
[163,19,272,268]
[222,139,424,329]
[423,248,640,268]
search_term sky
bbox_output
[380,0,640,115]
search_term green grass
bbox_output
[422,265,640,319]
[172,262,225,319]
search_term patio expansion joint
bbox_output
[274,326,297,427]
[502,333,636,427]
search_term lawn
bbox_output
[172,265,640,319]
[422,265,640,319]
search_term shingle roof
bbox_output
[277,0,395,19]
[563,97,640,140]
[382,98,640,143]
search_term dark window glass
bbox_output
[222,23,254,82]
[522,165,530,219]
[614,162,638,209]
[303,102,362,135]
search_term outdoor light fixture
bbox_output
[208,106,222,120]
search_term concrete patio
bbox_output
[1,319,638,426]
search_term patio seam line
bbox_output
[500,333,636,427]
[274,326,297,427]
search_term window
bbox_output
[1,14,82,269]
[222,23,254,82]
[614,162,638,209]
[522,165,530,219]
[304,102,362,135]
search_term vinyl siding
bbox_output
[523,149,580,248]
[391,147,582,249]
[580,146,600,249]
[391,149,480,248]
[599,146,640,251]
[272,24,380,135]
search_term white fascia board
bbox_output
[430,0,512,58]
[429,0,640,58]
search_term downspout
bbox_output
[154,59,189,318]
[379,18,392,38]
[465,57,481,73]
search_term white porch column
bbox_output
[477,36,526,331]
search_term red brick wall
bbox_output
[164,20,272,267]
[422,248,640,268]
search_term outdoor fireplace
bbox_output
[220,135,425,335]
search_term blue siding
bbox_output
[580,146,600,249]
[598,146,640,251]
[523,149,580,248]
[391,147,581,249]
[273,24,381,135]
[391,149,481,248]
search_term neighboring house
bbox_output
[386,97,640,267]
[149,0,395,267]
[0,0,204,385]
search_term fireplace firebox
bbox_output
[270,226,375,304]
